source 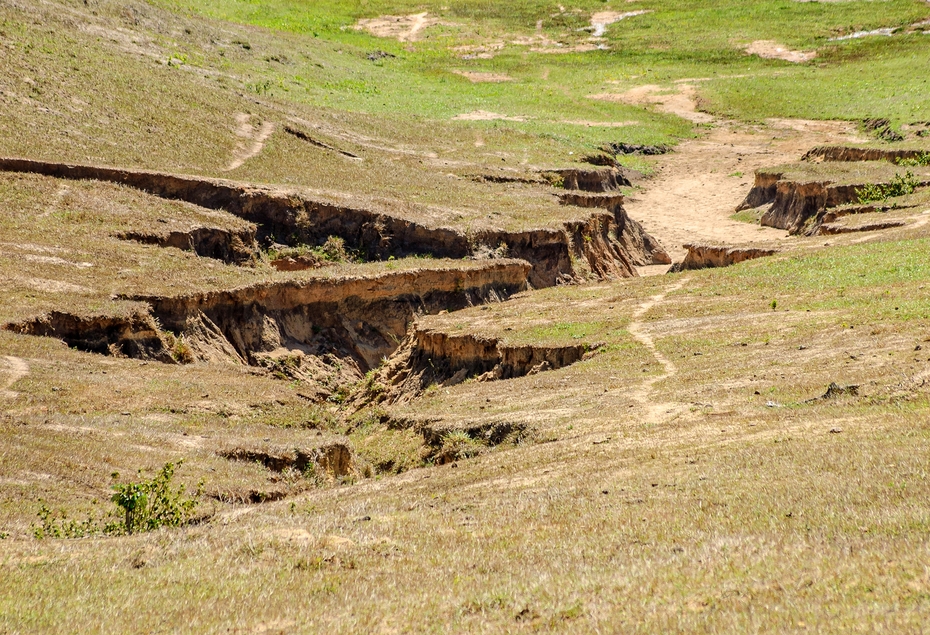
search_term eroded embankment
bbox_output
[670,243,778,271]
[117,227,258,265]
[354,325,595,408]
[5,262,532,396]
[0,158,668,287]
[737,171,930,236]
[737,173,861,234]
[802,146,928,164]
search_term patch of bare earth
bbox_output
[451,110,526,122]
[451,70,513,83]
[226,113,274,171]
[745,40,817,63]
[354,13,446,42]
[600,84,869,264]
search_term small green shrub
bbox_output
[896,152,930,167]
[110,461,203,535]
[439,430,485,461]
[33,462,203,539]
[856,170,920,203]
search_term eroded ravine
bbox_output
[0,158,668,288]
[619,85,869,264]
[5,262,532,400]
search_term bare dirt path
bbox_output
[226,114,275,171]
[1,356,28,399]
[625,278,690,421]
[603,84,868,264]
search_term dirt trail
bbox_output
[626,279,689,422]
[355,13,442,42]
[226,114,275,171]
[613,84,868,264]
[1,356,28,399]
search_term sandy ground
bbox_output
[614,85,868,265]
[745,40,817,63]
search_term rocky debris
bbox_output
[543,166,631,192]
[219,439,355,478]
[802,146,929,164]
[355,326,595,407]
[116,226,258,265]
[670,243,778,272]
[0,158,667,288]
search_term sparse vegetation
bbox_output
[897,152,930,167]
[110,462,203,535]
[33,462,202,538]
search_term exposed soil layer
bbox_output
[803,146,928,164]
[543,166,631,192]
[356,326,593,407]
[760,179,861,234]
[116,226,258,265]
[381,414,528,465]
[670,243,779,272]
[7,310,174,363]
[219,440,355,478]
[740,170,930,235]
[819,220,907,235]
[5,263,532,395]
[0,158,667,288]
[558,191,626,210]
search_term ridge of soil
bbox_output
[0,158,668,288]
[5,262,532,398]
[670,243,779,272]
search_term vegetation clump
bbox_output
[856,170,920,204]
[897,152,930,167]
[34,462,203,538]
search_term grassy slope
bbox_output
[3,234,930,632]
[155,0,930,129]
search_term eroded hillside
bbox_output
[2,0,930,632]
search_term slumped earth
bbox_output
[1,0,930,632]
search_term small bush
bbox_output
[110,461,203,535]
[33,462,203,539]
[439,430,485,462]
[897,152,930,167]
[316,236,352,263]
[856,170,920,204]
